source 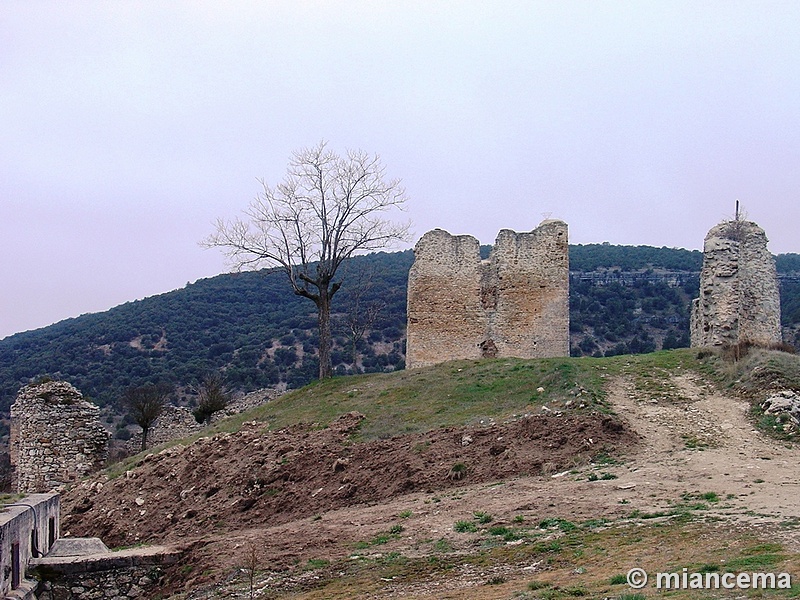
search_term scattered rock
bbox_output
[761,390,800,425]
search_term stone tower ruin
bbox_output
[10,380,109,493]
[406,220,569,368]
[690,220,782,348]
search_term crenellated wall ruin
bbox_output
[406,220,569,368]
[690,220,782,348]
[10,381,109,494]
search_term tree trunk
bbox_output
[141,427,149,452]
[317,289,333,379]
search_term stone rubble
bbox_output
[761,390,800,427]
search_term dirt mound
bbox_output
[62,411,637,553]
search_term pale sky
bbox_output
[2,1,799,339]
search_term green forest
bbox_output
[0,244,798,415]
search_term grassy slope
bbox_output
[238,350,702,439]
[118,349,699,467]
[153,348,800,600]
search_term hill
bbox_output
[1,246,799,416]
[59,348,800,598]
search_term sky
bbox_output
[2,1,799,340]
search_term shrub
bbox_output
[473,511,493,524]
[448,463,467,481]
[454,520,477,533]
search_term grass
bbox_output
[0,493,25,510]
[454,520,478,533]
[95,347,800,599]
[245,355,625,441]
[103,347,799,486]
[609,573,628,585]
[354,526,405,549]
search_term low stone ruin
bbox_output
[10,381,109,493]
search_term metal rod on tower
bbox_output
[735,199,740,221]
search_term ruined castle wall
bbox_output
[10,381,109,494]
[492,221,570,358]
[406,221,569,368]
[691,220,782,348]
[406,230,486,368]
[738,224,782,344]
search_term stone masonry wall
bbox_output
[31,546,180,600]
[407,220,569,368]
[10,381,109,494]
[34,564,167,600]
[691,220,782,348]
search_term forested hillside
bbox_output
[1,245,798,414]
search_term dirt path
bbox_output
[607,373,800,537]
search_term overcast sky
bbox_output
[2,1,799,339]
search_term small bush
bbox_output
[448,463,467,481]
[473,511,493,524]
[454,520,477,533]
[609,573,628,585]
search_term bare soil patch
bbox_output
[62,410,635,593]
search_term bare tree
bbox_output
[335,264,386,369]
[192,373,231,425]
[242,539,262,600]
[205,141,410,379]
[124,383,171,451]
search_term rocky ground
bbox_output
[61,368,800,598]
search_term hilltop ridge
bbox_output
[1,245,798,416]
